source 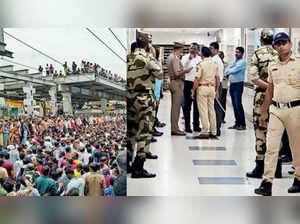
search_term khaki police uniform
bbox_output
[196,57,219,135]
[168,52,185,132]
[263,55,300,182]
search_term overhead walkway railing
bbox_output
[0,69,56,86]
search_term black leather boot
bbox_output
[131,157,156,178]
[152,128,163,137]
[275,159,282,178]
[288,178,300,193]
[146,152,158,159]
[246,160,264,178]
[254,179,272,196]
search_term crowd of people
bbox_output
[0,113,126,196]
[38,61,125,86]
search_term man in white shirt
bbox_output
[181,43,202,133]
[210,42,224,136]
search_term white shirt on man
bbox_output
[181,54,202,82]
[212,54,224,81]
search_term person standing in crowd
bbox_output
[49,64,54,75]
[0,122,3,147]
[65,167,85,196]
[20,119,30,145]
[38,65,43,73]
[35,166,62,196]
[150,47,164,137]
[218,51,228,124]
[247,29,280,179]
[168,42,192,136]
[113,150,126,196]
[191,47,220,139]
[225,47,247,130]
[3,120,9,148]
[181,43,202,133]
[63,62,68,76]
[255,32,300,196]
[84,163,105,196]
[145,42,163,157]
[210,42,224,136]
[127,31,162,178]
[45,64,49,76]
[72,61,77,74]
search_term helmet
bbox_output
[261,28,274,42]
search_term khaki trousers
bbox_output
[197,86,217,135]
[170,80,184,132]
[263,105,300,182]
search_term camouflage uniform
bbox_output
[127,48,161,161]
[144,52,157,153]
[249,45,278,160]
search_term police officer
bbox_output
[191,47,220,139]
[255,32,300,196]
[127,30,163,178]
[247,29,281,178]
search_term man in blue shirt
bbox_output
[225,47,247,130]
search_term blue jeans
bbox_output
[229,82,246,127]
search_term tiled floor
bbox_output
[127,88,299,196]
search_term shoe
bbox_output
[209,134,219,140]
[185,128,193,133]
[194,134,209,139]
[131,157,156,178]
[216,129,221,136]
[146,152,158,159]
[152,131,163,137]
[156,121,166,128]
[254,180,272,196]
[288,167,295,175]
[151,137,157,143]
[246,160,264,178]
[236,125,246,130]
[288,178,300,193]
[281,155,292,164]
[228,124,239,129]
[171,131,186,136]
[193,127,202,132]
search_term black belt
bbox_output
[128,89,152,94]
[255,88,266,93]
[272,100,300,109]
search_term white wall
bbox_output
[291,28,300,56]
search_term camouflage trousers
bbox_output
[127,92,156,160]
[253,91,269,161]
[145,91,156,153]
